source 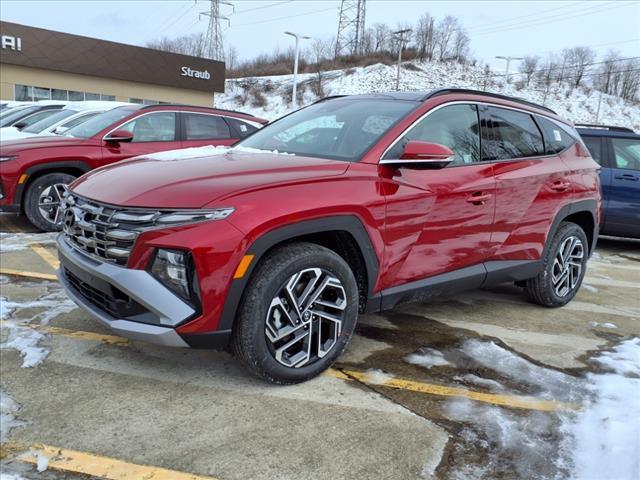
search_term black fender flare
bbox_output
[16,160,92,209]
[544,199,598,257]
[217,215,380,332]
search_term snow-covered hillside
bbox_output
[217,61,640,130]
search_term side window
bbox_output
[225,117,258,139]
[385,104,480,164]
[484,107,544,160]
[581,136,603,164]
[17,110,58,127]
[184,113,231,140]
[611,137,640,171]
[120,112,176,142]
[537,117,576,154]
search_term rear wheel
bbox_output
[24,172,76,232]
[525,222,588,307]
[232,242,359,384]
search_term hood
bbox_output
[0,135,91,152]
[71,150,350,208]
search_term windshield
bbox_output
[65,106,141,138]
[22,109,77,133]
[0,105,40,127]
[236,98,417,161]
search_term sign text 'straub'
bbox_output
[1,35,22,51]
[181,66,211,80]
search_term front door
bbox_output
[380,103,496,290]
[102,111,178,163]
[604,136,640,237]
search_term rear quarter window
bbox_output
[537,117,576,154]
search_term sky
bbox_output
[1,0,639,70]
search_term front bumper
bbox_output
[57,234,193,348]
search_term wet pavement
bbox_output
[1,212,638,480]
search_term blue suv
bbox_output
[578,125,640,239]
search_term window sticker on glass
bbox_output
[239,124,248,132]
[553,129,562,142]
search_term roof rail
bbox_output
[140,104,256,117]
[574,124,635,133]
[422,88,558,115]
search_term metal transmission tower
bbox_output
[334,0,366,58]
[201,0,232,61]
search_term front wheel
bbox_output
[525,222,589,307]
[24,173,76,232]
[232,242,359,384]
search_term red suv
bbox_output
[56,89,600,384]
[0,104,267,230]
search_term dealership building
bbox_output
[0,21,225,106]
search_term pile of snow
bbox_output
[405,347,451,369]
[217,61,640,129]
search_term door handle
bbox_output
[466,192,492,205]
[614,174,639,181]
[550,181,571,192]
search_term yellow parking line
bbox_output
[0,268,58,281]
[28,242,60,270]
[0,321,130,346]
[3,443,220,480]
[333,369,578,412]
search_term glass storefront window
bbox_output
[129,98,144,104]
[85,92,100,100]
[14,85,32,101]
[100,94,116,101]
[51,89,69,100]
[68,91,84,101]
[32,87,52,101]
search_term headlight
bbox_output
[0,156,17,162]
[150,249,197,304]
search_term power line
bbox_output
[232,0,294,15]
[472,2,635,36]
[230,6,337,28]
[150,1,194,38]
[467,0,588,31]
[494,56,640,79]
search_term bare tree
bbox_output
[566,46,596,88]
[536,54,558,87]
[308,38,332,98]
[619,58,640,101]
[434,16,459,61]
[371,23,390,53]
[452,28,470,64]
[146,33,205,57]
[519,56,539,86]
[415,13,436,60]
[226,45,238,71]
[595,50,621,94]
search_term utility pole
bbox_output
[595,90,603,123]
[394,29,411,91]
[201,0,232,62]
[495,55,523,86]
[285,31,310,110]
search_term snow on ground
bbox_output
[405,347,451,369]
[0,473,29,480]
[217,61,640,130]
[560,338,640,480]
[0,390,26,442]
[1,281,77,367]
[430,337,640,480]
[0,232,57,253]
[362,368,394,385]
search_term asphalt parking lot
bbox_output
[1,213,638,480]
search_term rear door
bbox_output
[483,106,567,261]
[603,135,640,237]
[180,112,237,148]
[380,103,496,289]
[102,111,179,163]
[581,135,609,223]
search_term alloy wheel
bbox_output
[38,183,67,225]
[265,267,347,368]
[552,235,584,297]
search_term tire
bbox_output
[24,173,76,232]
[232,242,360,384]
[525,222,589,307]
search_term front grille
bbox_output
[62,193,157,265]
[64,267,148,319]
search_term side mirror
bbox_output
[13,121,27,130]
[104,130,134,143]
[381,141,455,169]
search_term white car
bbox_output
[0,101,131,142]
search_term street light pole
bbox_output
[495,55,523,85]
[394,29,412,91]
[285,31,311,110]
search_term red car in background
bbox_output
[0,104,267,230]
